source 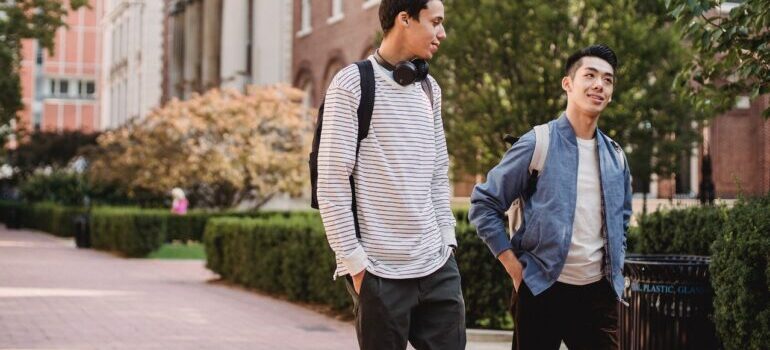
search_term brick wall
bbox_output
[292,0,380,107]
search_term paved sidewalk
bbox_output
[0,225,514,350]
[0,226,360,349]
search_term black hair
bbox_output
[379,0,440,35]
[565,44,618,78]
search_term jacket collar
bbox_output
[555,112,609,152]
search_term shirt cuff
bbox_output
[441,226,458,248]
[486,229,514,257]
[340,245,369,275]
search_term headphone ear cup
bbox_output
[414,60,429,81]
[393,61,417,86]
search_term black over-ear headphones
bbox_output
[374,49,429,86]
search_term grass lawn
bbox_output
[148,241,206,260]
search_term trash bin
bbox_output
[73,214,91,248]
[619,255,720,350]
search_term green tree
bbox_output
[433,0,708,194]
[667,0,770,117]
[9,130,99,179]
[0,0,88,131]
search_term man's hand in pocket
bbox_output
[351,270,366,295]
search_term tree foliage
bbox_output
[667,0,770,117]
[0,0,89,130]
[433,0,709,190]
[86,85,313,209]
[8,130,98,178]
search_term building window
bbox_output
[35,44,44,65]
[46,78,96,99]
[328,0,344,24]
[362,0,380,10]
[59,80,69,95]
[297,0,312,37]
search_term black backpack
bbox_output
[309,60,433,235]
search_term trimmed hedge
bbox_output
[0,200,321,257]
[204,215,513,328]
[711,196,770,350]
[0,201,84,237]
[455,222,512,328]
[90,207,168,257]
[204,215,351,311]
[636,205,729,255]
[0,200,21,227]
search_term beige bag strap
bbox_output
[531,124,549,174]
[508,123,550,236]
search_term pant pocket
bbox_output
[344,275,360,315]
[509,287,519,317]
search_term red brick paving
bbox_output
[0,226,358,350]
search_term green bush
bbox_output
[0,200,22,227]
[164,210,317,243]
[636,204,729,255]
[455,222,512,329]
[204,214,517,328]
[0,201,84,237]
[711,196,770,350]
[454,208,470,225]
[203,214,351,311]
[19,171,88,206]
[90,207,167,257]
[165,211,215,242]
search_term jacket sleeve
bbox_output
[622,152,633,252]
[469,130,536,257]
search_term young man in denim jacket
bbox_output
[469,45,632,350]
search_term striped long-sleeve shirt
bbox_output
[317,56,457,280]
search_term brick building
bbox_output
[17,0,103,133]
[292,0,380,107]
[703,96,769,198]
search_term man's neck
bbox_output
[565,104,599,140]
[379,35,414,65]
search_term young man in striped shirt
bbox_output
[316,1,465,349]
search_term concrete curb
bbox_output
[467,328,513,343]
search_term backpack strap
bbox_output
[421,78,434,109]
[355,60,375,148]
[530,123,550,174]
[609,140,626,171]
[350,60,375,239]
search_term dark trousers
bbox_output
[510,279,619,350]
[345,256,466,350]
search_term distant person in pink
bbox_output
[170,188,188,215]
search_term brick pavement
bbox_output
[0,226,360,350]
[0,225,519,350]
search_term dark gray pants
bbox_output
[345,255,466,350]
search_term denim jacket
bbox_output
[469,114,632,300]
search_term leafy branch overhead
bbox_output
[432,0,709,189]
[667,0,770,117]
[0,0,89,130]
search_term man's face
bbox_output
[562,56,615,116]
[403,0,446,60]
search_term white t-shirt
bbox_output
[558,137,605,285]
